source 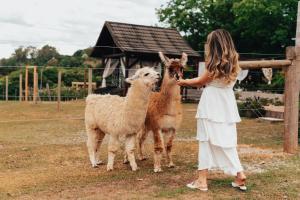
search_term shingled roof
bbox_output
[90,21,200,59]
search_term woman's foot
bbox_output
[186,180,208,191]
[232,173,247,191]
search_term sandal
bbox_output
[186,181,208,191]
[231,178,247,191]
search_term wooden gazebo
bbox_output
[90,21,200,90]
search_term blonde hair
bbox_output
[205,29,240,84]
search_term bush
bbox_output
[238,97,266,118]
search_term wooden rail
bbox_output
[239,60,292,69]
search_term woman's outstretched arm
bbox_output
[177,70,212,87]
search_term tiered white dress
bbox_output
[196,79,243,175]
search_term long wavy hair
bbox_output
[205,29,240,84]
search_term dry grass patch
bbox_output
[0,101,299,199]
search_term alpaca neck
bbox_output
[123,81,151,131]
[159,73,181,99]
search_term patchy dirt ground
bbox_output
[0,101,299,199]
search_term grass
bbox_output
[0,101,299,199]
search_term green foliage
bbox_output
[59,56,83,67]
[39,87,87,101]
[238,97,266,118]
[237,96,283,118]
[157,0,297,53]
[60,68,85,86]
[0,45,91,68]
[34,45,60,66]
[267,71,285,89]
[42,68,59,87]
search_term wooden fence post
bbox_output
[33,66,38,104]
[283,1,300,153]
[84,68,87,94]
[25,66,28,102]
[88,68,92,95]
[19,72,22,102]
[5,76,8,101]
[46,83,51,101]
[284,47,299,153]
[57,71,62,111]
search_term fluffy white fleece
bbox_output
[85,67,159,171]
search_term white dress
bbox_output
[196,79,243,175]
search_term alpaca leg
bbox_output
[137,129,148,161]
[86,127,103,168]
[123,152,129,164]
[153,129,164,173]
[119,136,129,164]
[107,135,119,171]
[164,128,176,168]
[125,134,138,171]
[95,129,105,165]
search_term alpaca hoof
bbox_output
[168,163,175,168]
[131,166,139,171]
[107,165,113,171]
[92,164,99,168]
[154,167,162,173]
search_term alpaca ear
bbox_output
[125,76,136,84]
[159,52,170,65]
[180,52,188,67]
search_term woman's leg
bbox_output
[187,169,208,190]
[196,169,208,186]
[235,171,246,185]
[187,141,210,189]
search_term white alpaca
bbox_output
[85,67,160,171]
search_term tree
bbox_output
[27,46,38,60]
[12,46,29,64]
[59,55,83,67]
[47,57,59,66]
[157,0,298,54]
[35,45,60,66]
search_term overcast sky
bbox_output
[0,0,167,58]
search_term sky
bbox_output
[0,0,166,58]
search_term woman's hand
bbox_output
[177,78,187,86]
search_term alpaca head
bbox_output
[125,67,160,91]
[159,52,188,83]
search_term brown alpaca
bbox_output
[137,52,187,172]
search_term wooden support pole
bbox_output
[5,76,8,101]
[283,53,299,151]
[283,47,299,153]
[25,66,28,102]
[88,68,92,95]
[19,72,22,102]
[57,71,62,111]
[33,66,38,104]
[283,1,300,153]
